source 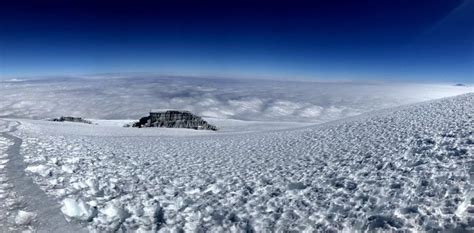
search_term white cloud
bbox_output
[0,76,471,122]
[298,106,324,118]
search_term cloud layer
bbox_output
[0,76,471,123]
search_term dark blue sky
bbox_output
[0,0,472,82]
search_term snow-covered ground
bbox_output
[0,93,472,232]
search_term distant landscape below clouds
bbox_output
[0,75,471,123]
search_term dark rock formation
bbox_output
[51,116,92,124]
[132,110,217,131]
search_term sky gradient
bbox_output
[0,0,473,82]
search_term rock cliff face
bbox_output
[51,116,92,124]
[132,110,217,131]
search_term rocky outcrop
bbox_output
[132,110,217,131]
[51,116,92,124]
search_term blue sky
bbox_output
[0,0,472,82]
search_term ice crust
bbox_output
[6,93,474,232]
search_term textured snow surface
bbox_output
[5,93,474,232]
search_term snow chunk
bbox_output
[60,198,96,221]
[15,210,36,225]
[102,203,130,221]
[61,165,75,174]
[25,164,51,177]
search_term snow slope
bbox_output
[0,93,472,232]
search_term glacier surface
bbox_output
[0,93,472,232]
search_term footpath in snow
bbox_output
[0,120,86,233]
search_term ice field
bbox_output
[0,93,472,232]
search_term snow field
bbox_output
[11,93,474,232]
